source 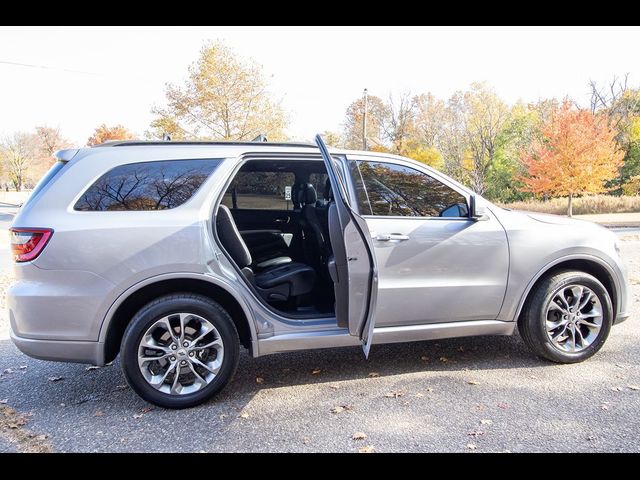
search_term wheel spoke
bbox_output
[159,317,180,345]
[568,285,584,309]
[149,361,176,389]
[192,338,223,351]
[191,356,221,375]
[170,364,182,394]
[191,325,212,346]
[140,337,171,354]
[139,352,172,364]
[578,290,594,311]
[178,313,189,344]
[187,361,208,387]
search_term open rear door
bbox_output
[315,134,378,356]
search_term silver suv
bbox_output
[8,136,630,408]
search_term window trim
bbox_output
[345,154,473,221]
[72,158,222,213]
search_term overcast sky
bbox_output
[1,26,639,145]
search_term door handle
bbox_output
[374,233,409,242]
[274,217,290,224]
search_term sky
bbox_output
[1,26,639,145]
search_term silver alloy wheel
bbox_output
[545,284,603,353]
[137,313,224,395]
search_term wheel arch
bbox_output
[100,273,256,363]
[514,255,618,322]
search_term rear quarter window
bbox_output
[74,159,221,211]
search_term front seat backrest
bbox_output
[216,205,252,269]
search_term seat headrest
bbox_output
[297,183,317,206]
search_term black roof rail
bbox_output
[93,140,317,148]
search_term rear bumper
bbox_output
[10,330,105,365]
[615,312,631,325]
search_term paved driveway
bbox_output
[0,236,638,452]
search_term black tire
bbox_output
[518,270,613,363]
[121,293,240,409]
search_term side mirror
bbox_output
[469,194,488,221]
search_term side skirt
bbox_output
[256,320,515,356]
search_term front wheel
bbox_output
[121,294,240,409]
[518,270,613,363]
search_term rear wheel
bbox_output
[518,270,613,363]
[121,294,239,408]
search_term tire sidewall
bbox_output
[121,295,239,409]
[531,273,613,362]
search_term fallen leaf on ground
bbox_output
[115,384,129,390]
[219,414,227,420]
[466,443,477,450]
[3,368,13,375]
[425,387,433,393]
[302,437,310,445]
[239,412,250,419]
[480,419,493,425]
[311,368,321,375]
[47,376,64,382]
[141,407,153,414]
[458,346,465,352]
[468,430,485,438]
[611,386,623,392]
[368,372,380,378]
[420,356,429,361]
[586,435,596,441]
[59,403,66,407]
[352,432,367,440]
[133,414,143,419]
[331,405,353,414]
[85,365,100,371]
[384,391,405,398]
[329,385,340,390]
[615,374,626,379]
[256,377,264,384]
[628,385,640,391]
[94,411,104,417]
[0,399,7,404]
[358,445,375,453]
[600,403,609,410]
[467,380,479,385]
[439,357,448,362]
[497,403,508,409]
[19,365,27,370]
[414,393,424,398]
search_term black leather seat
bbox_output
[298,183,326,267]
[216,205,315,302]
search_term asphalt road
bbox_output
[0,228,638,452]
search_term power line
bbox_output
[0,60,101,76]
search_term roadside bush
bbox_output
[500,194,640,215]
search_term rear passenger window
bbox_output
[74,159,220,211]
[222,171,296,210]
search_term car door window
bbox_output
[222,171,295,210]
[352,160,468,218]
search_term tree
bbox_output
[519,102,623,216]
[87,124,136,146]
[462,83,510,195]
[343,94,387,150]
[0,132,37,190]
[149,41,287,141]
[320,131,343,148]
[382,92,415,154]
[413,93,447,148]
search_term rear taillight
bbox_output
[9,228,53,262]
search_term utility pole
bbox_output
[362,88,368,151]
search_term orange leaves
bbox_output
[87,124,136,146]
[519,101,623,199]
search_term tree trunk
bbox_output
[567,193,573,217]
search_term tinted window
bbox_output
[74,159,220,211]
[354,161,467,217]
[222,171,296,210]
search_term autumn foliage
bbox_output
[519,102,623,216]
[87,124,135,146]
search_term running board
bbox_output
[256,320,515,356]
